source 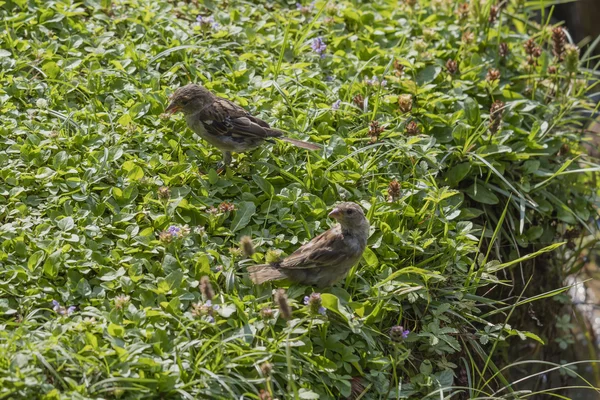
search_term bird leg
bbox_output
[216,151,232,174]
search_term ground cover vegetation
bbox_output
[1,0,599,398]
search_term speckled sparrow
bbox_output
[165,84,320,169]
[248,202,370,288]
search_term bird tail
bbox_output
[247,264,285,285]
[279,136,321,150]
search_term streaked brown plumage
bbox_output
[165,84,320,168]
[248,202,370,287]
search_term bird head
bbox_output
[328,202,367,228]
[165,84,213,115]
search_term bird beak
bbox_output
[165,102,180,114]
[328,208,341,220]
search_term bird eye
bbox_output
[347,209,354,215]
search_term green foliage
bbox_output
[0,0,598,399]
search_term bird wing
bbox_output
[198,97,274,139]
[279,227,354,270]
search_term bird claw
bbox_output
[216,162,226,175]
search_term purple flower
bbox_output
[167,226,181,236]
[311,37,327,57]
[297,2,315,14]
[332,99,341,110]
[160,225,190,242]
[305,293,326,316]
[196,15,219,30]
[365,76,387,87]
[390,325,410,341]
[52,300,76,316]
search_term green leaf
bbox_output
[465,184,499,205]
[252,175,274,196]
[57,217,75,231]
[416,65,441,85]
[108,323,125,337]
[231,201,256,232]
[445,162,471,186]
[27,250,45,271]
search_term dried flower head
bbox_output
[524,38,537,55]
[552,26,567,61]
[489,100,505,135]
[499,42,509,58]
[405,120,420,136]
[218,202,235,212]
[564,44,579,73]
[114,294,130,310]
[398,94,413,113]
[489,5,499,23]
[260,362,273,376]
[393,59,405,76]
[159,230,173,243]
[457,2,469,19]
[200,276,214,301]
[369,121,385,139]
[445,59,458,75]
[390,325,410,341]
[260,307,274,319]
[239,236,255,257]
[486,68,501,82]
[461,31,475,44]
[404,0,417,7]
[258,390,272,400]
[353,94,364,108]
[157,186,170,200]
[275,289,292,320]
[388,179,401,202]
[548,65,557,74]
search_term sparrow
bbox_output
[248,202,370,288]
[165,84,320,168]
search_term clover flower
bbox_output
[388,179,401,202]
[311,37,327,57]
[365,76,387,87]
[398,94,413,113]
[304,293,326,315]
[52,300,76,316]
[489,100,505,135]
[159,225,190,242]
[196,15,219,30]
[390,325,410,341]
[296,2,315,15]
[114,294,130,310]
[331,99,341,111]
[191,300,220,322]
